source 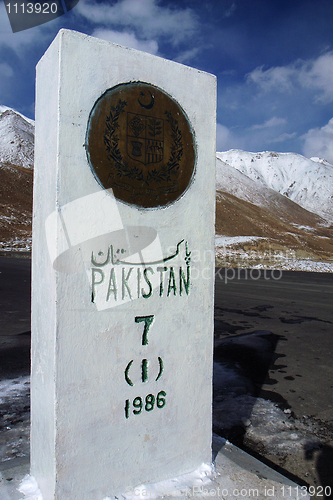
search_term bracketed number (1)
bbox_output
[125,391,166,418]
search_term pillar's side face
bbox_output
[32,29,216,500]
[31,33,62,500]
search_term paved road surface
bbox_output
[0,256,31,379]
[214,268,333,422]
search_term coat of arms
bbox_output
[85,82,196,209]
[127,113,164,165]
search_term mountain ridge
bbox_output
[217,149,333,223]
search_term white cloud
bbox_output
[216,122,246,152]
[216,123,232,151]
[0,2,60,55]
[223,2,237,18]
[247,52,333,104]
[301,52,333,103]
[91,29,158,55]
[270,132,297,144]
[246,64,296,92]
[76,0,198,45]
[174,47,201,64]
[0,62,14,99]
[302,118,333,163]
[251,116,286,130]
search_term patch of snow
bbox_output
[215,394,309,455]
[251,260,333,272]
[0,377,30,464]
[0,236,32,252]
[18,465,214,500]
[215,235,262,247]
[0,106,34,126]
[18,475,42,500]
[309,157,332,166]
[111,464,214,499]
[0,376,30,403]
[216,157,280,209]
[0,109,34,169]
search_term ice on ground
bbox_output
[105,463,214,500]
[0,376,30,463]
[214,394,309,455]
[215,235,263,247]
[18,475,42,500]
[0,376,30,402]
[213,360,323,456]
[215,234,333,272]
[17,465,214,500]
[250,259,333,272]
[0,237,32,252]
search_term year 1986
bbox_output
[125,391,166,419]
[6,2,58,14]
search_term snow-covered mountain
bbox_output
[217,150,333,223]
[0,107,34,169]
[0,106,34,252]
[215,150,333,270]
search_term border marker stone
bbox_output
[31,29,216,499]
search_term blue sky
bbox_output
[2,0,333,160]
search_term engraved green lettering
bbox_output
[145,394,155,412]
[135,315,154,345]
[157,266,167,296]
[106,267,117,301]
[179,265,190,296]
[167,267,177,296]
[91,268,104,303]
[142,267,154,298]
[122,267,133,300]
[142,359,148,383]
[137,268,141,298]
[125,399,130,419]
[133,397,143,415]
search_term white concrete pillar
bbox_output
[32,29,216,500]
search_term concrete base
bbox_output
[0,436,309,500]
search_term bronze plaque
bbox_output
[86,82,196,209]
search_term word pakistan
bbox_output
[91,239,191,303]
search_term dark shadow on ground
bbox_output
[305,444,333,498]
[212,329,310,485]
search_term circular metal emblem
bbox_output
[86,82,196,209]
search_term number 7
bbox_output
[135,315,154,345]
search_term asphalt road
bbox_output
[0,256,31,379]
[214,268,333,422]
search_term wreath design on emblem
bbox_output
[103,99,184,186]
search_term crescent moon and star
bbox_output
[138,90,155,110]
